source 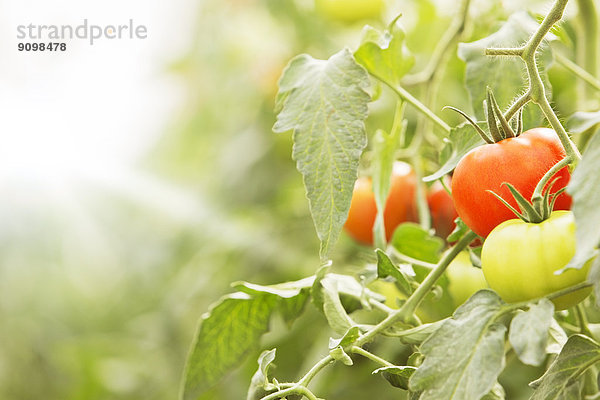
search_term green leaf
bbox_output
[373,366,417,390]
[567,110,600,134]
[234,278,314,328]
[390,223,444,264]
[567,131,600,271]
[409,290,507,400]
[273,49,371,259]
[458,12,553,128]
[247,349,277,400]
[508,299,554,366]
[329,326,361,349]
[530,335,600,400]
[354,22,415,85]
[329,346,353,366]
[371,128,402,248]
[376,249,413,295]
[481,382,506,400]
[546,318,568,355]
[424,123,485,182]
[181,293,278,400]
[182,278,314,399]
[321,276,356,334]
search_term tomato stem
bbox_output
[350,346,394,367]
[531,156,570,204]
[574,303,594,338]
[355,230,478,347]
[485,0,582,163]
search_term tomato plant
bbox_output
[344,161,418,245]
[481,211,591,310]
[315,0,384,23]
[452,128,572,238]
[180,1,600,400]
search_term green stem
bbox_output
[555,52,600,91]
[531,156,570,203]
[412,156,431,231]
[575,0,599,102]
[403,0,472,86]
[486,0,582,162]
[259,385,318,400]
[350,346,394,367]
[391,250,437,269]
[372,73,451,133]
[503,92,531,122]
[355,231,477,346]
[485,47,524,56]
[575,303,594,338]
[298,355,334,387]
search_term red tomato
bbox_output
[344,162,418,245]
[427,179,458,239]
[451,128,572,238]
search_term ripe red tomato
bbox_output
[344,162,418,245]
[427,179,458,239]
[451,128,572,238]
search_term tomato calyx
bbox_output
[487,174,567,224]
[444,87,524,144]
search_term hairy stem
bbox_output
[486,0,582,162]
[531,156,570,203]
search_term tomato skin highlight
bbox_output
[344,162,418,245]
[451,128,572,238]
[427,179,458,239]
[481,211,591,310]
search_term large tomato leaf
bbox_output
[529,335,600,400]
[458,12,553,128]
[566,131,600,278]
[181,280,312,400]
[273,49,371,259]
[424,123,485,182]
[508,299,554,367]
[409,290,506,400]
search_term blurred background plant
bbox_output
[0,0,596,399]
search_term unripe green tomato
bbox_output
[446,251,488,308]
[481,211,591,310]
[315,0,384,23]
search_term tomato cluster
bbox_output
[451,127,589,308]
[344,162,418,244]
[344,162,458,245]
